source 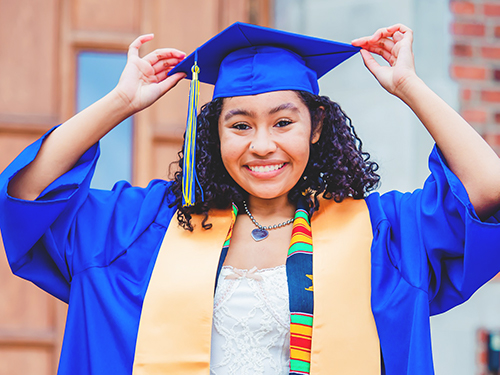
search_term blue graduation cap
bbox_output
[170,22,360,98]
[170,22,360,207]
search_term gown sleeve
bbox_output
[367,145,500,315]
[0,127,173,303]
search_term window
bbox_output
[77,51,132,189]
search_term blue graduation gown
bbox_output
[1,128,500,374]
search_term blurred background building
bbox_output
[0,0,499,374]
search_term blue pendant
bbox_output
[251,228,269,241]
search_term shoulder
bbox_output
[313,196,371,230]
[316,196,369,217]
[315,194,405,237]
[83,179,176,220]
[70,179,177,273]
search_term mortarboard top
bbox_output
[169,22,360,99]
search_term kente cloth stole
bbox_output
[286,203,314,374]
[133,198,380,374]
[214,201,313,374]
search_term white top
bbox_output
[210,265,290,375]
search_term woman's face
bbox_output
[218,90,319,201]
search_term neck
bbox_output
[246,194,296,222]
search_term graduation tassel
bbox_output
[182,50,204,207]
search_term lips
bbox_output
[247,163,285,173]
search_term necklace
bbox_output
[242,200,294,241]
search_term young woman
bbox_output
[1,22,500,375]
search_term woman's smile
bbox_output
[246,162,287,176]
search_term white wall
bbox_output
[274,1,499,374]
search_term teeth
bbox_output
[249,163,284,173]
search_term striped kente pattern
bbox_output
[222,203,238,249]
[288,209,313,257]
[290,313,314,374]
[288,207,313,375]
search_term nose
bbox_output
[250,128,277,156]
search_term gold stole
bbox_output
[133,198,380,374]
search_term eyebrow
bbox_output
[268,103,300,115]
[223,102,299,122]
[223,109,256,122]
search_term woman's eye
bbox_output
[275,119,292,127]
[232,123,250,130]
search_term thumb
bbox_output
[158,72,186,96]
[360,49,382,79]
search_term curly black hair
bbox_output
[168,91,380,230]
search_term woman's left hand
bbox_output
[354,24,500,220]
[352,24,418,99]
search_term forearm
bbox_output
[398,76,500,218]
[8,90,133,200]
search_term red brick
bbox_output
[462,88,472,101]
[485,3,500,16]
[462,109,487,123]
[477,349,488,366]
[454,43,473,57]
[482,90,500,102]
[494,70,500,81]
[451,65,487,80]
[477,328,489,343]
[452,22,485,36]
[495,26,500,38]
[495,113,500,123]
[484,134,500,147]
[451,1,475,14]
[482,46,500,59]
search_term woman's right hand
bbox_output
[114,34,187,115]
[8,35,186,201]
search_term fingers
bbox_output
[143,48,186,66]
[128,34,155,58]
[371,24,413,43]
[127,34,186,71]
[353,36,394,51]
[151,57,185,75]
[352,24,413,65]
[363,46,394,65]
[157,72,186,95]
[370,37,395,56]
[359,49,382,78]
[155,70,174,83]
[354,38,395,65]
[378,37,395,51]
[393,31,404,43]
[352,24,413,46]
[155,68,186,86]
[386,24,413,35]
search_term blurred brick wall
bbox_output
[450,1,500,154]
